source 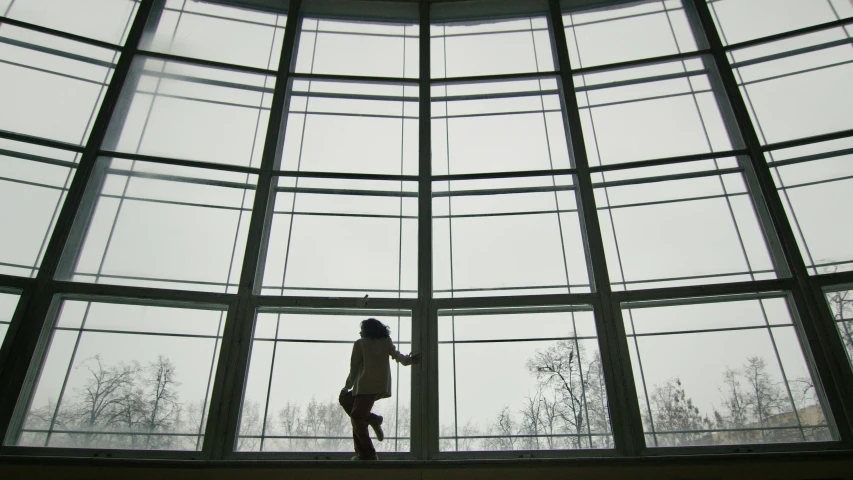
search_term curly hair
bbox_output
[360,318,391,339]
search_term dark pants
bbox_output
[339,390,382,458]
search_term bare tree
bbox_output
[70,355,140,447]
[646,378,711,447]
[141,355,181,449]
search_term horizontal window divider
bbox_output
[589,149,748,173]
[0,57,110,87]
[274,169,418,181]
[778,172,853,191]
[53,326,223,340]
[138,68,275,93]
[0,174,68,192]
[576,69,708,93]
[617,270,779,293]
[726,15,853,52]
[432,88,560,103]
[261,286,418,295]
[252,337,411,345]
[0,36,116,68]
[0,129,85,153]
[647,424,831,436]
[431,26,549,40]
[0,273,34,290]
[435,284,592,294]
[289,71,418,85]
[433,167,577,182]
[290,90,417,102]
[600,191,749,212]
[443,432,612,440]
[571,48,710,77]
[100,194,251,213]
[767,146,853,168]
[53,279,237,304]
[141,91,272,111]
[305,27,417,40]
[439,335,599,345]
[810,259,853,272]
[275,185,417,197]
[237,434,409,442]
[432,70,558,86]
[563,4,685,29]
[274,210,416,220]
[0,446,206,460]
[628,323,795,339]
[0,262,38,276]
[0,147,78,169]
[254,295,417,310]
[433,184,575,198]
[20,428,204,438]
[439,304,593,316]
[642,442,847,456]
[138,49,277,77]
[813,269,853,288]
[739,58,853,89]
[435,208,579,219]
[762,127,853,153]
[103,168,257,190]
[580,88,714,111]
[730,37,853,69]
[295,110,418,120]
[99,150,260,175]
[434,108,561,120]
[0,15,122,51]
[257,305,410,316]
[164,6,287,30]
[593,166,743,189]
[434,292,598,311]
[615,278,791,307]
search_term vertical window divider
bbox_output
[0,0,159,450]
[203,0,303,460]
[547,0,645,457]
[684,0,853,446]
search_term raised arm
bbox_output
[344,339,363,390]
[388,337,419,366]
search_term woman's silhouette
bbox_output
[339,318,420,460]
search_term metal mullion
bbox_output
[778,173,853,191]
[434,283,592,295]
[812,271,853,289]
[431,26,549,40]
[578,89,714,111]
[416,0,433,461]
[51,281,234,306]
[0,129,85,153]
[0,57,110,86]
[0,0,160,450]
[98,150,261,175]
[434,209,579,220]
[629,323,795,339]
[103,168,256,190]
[687,0,853,445]
[275,170,418,181]
[762,128,853,153]
[137,49,277,77]
[0,276,33,291]
[548,0,644,456]
[433,70,557,86]
[767,146,853,168]
[586,149,745,173]
[575,69,707,93]
[729,37,853,69]
[435,108,561,121]
[725,16,853,52]
[0,37,116,68]
[592,166,742,188]
[274,186,417,197]
[433,89,560,103]
[0,148,78,169]
[433,167,577,182]
[206,1,302,461]
[435,184,575,198]
[571,49,710,76]
[290,71,418,85]
[0,15,122,50]
[434,293,598,311]
[290,90,416,102]
[613,278,790,305]
[162,6,284,29]
[739,58,853,88]
[255,295,416,310]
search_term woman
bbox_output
[339,318,420,461]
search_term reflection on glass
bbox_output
[13,299,226,450]
[824,289,853,371]
[438,307,611,451]
[237,309,411,452]
[624,296,834,447]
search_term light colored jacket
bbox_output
[344,337,412,398]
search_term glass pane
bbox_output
[12,298,226,450]
[260,176,417,298]
[624,296,835,447]
[60,158,257,293]
[564,0,697,69]
[105,57,274,168]
[432,78,569,175]
[575,57,734,167]
[143,1,286,70]
[295,18,418,78]
[730,27,853,145]
[768,138,853,275]
[0,25,117,144]
[237,309,412,452]
[708,0,852,46]
[0,139,79,277]
[824,288,853,372]
[434,175,590,298]
[280,80,418,175]
[432,17,553,78]
[0,0,138,45]
[439,307,611,451]
[596,160,776,290]
[0,291,21,348]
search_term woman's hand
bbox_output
[411,354,422,364]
